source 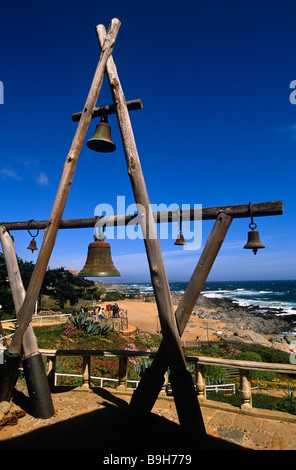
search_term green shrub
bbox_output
[205,365,227,384]
[275,396,296,415]
[232,351,262,362]
[103,292,122,301]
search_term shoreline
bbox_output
[96,282,295,352]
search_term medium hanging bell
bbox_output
[243,225,265,255]
[79,237,120,277]
[86,121,116,153]
[27,239,38,253]
[174,232,187,246]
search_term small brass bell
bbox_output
[79,235,120,278]
[27,223,39,254]
[243,224,265,255]
[27,239,38,253]
[174,232,187,246]
[86,118,116,153]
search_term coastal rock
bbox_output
[193,295,293,336]
[232,330,271,347]
[222,331,271,347]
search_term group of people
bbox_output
[80,303,122,321]
[80,305,105,322]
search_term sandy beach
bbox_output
[98,298,234,341]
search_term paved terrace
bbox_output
[0,385,296,453]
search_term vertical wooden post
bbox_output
[0,227,55,417]
[6,19,120,360]
[0,227,39,357]
[127,212,232,417]
[46,355,57,390]
[96,25,205,438]
[117,355,128,390]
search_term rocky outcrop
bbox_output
[192,295,293,336]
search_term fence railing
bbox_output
[1,313,71,329]
[39,348,296,410]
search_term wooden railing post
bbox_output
[195,364,206,400]
[160,371,169,395]
[117,355,128,390]
[239,369,252,410]
[82,355,91,389]
[46,355,57,390]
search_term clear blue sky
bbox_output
[0,0,295,283]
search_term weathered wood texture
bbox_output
[0,226,38,357]
[127,212,233,417]
[97,24,206,436]
[97,23,186,372]
[8,19,121,355]
[71,98,143,121]
[0,200,283,231]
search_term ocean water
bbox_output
[116,280,296,316]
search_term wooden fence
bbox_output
[39,348,296,410]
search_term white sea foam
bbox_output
[203,289,296,315]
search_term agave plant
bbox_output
[67,312,113,337]
[67,312,89,330]
[97,323,113,337]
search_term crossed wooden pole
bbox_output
[0,18,283,440]
[0,18,121,417]
[96,23,207,439]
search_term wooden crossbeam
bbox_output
[0,200,283,231]
[71,98,143,122]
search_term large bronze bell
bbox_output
[174,232,187,246]
[243,228,265,255]
[79,238,120,277]
[27,239,38,253]
[86,121,116,153]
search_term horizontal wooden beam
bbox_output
[71,98,143,122]
[0,200,283,232]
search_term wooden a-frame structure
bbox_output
[0,19,283,441]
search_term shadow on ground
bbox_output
[0,387,250,453]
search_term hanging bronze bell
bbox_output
[79,238,120,277]
[27,239,38,253]
[174,232,187,246]
[86,122,116,153]
[243,229,265,255]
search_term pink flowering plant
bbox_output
[63,323,81,339]
[91,358,119,379]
